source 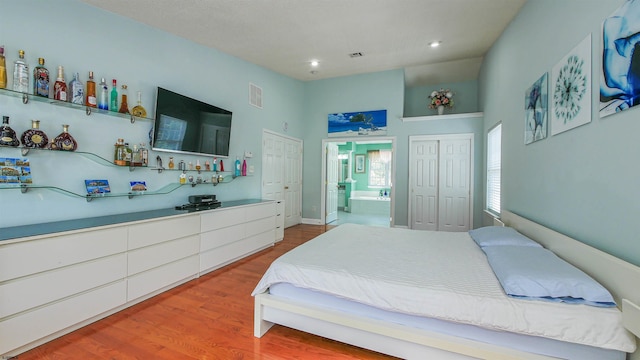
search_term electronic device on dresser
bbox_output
[175,194,221,211]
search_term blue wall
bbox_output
[404,80,479,117]
[479,0,640,266]
[0,0,305,227]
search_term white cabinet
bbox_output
[0,200,276,357]
[275,200,284,241]
[200,202,276,274]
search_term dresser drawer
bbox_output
[246,202,275,221]
[128,215,199,250]
[0,227,127,282]
[200,223,244,252]
[128,235,199,276]
[200,207,244,232]
[127,255,199,302]
[246,216,276,238]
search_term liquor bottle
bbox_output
[53,65,67,101]
[13,50,29,93]
[118,84,129,113]
[109,79,118,112]
[219,159,224,172]
[33,58,50,98]
[69,72,84,105]
[241,159,247,176]
[139,142,148,166]
[52,124,78,151]
[114,138,126,165]
[168,157,174,169]
[98,77,108,110]
[0,116,20,147]
[21,120,49,149]
[124,142,132,165]
[234,156,241,177]
[131,144,142,166]
[195,159,201,171]
[0,46,6,89]
[131,91,147,118]
[85,71,97,108]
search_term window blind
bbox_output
[487,124,502,215]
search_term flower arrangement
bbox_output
[428,88,454,109]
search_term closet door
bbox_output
[409,135,472,232]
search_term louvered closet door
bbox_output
[409,135,472,232]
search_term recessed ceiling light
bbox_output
[429,41,441,48]
[311,60,319,67]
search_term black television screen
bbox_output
[152,87,232,157]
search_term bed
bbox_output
[252,210,640,359]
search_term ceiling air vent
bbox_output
[249,82,263,109]
[349,52,364,58]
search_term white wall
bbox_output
[479,0,640,266]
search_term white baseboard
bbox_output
[301,218,323,225]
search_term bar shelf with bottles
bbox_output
[0,87,154,124]
[4,145,146,171]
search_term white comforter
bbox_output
[252,224,636,352]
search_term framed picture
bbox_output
[328,109,387,137]
[355,154,365,173]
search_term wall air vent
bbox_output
[249,82,263,109]
[349,52,364,58]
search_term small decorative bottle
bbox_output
[109,79,118,112]
[52,124,77,151]
[21,120,49,148]
[13,50,29,93]
[118,84,129,113]
[124,142,132,165]
[69,72,84,105]
[53,66,67,102]
[114,138,126,165]
[131,91,147,118]
[168,157,175,169]
[212,157,217,172]
[205,160,210,171]
[0,46,6,89]
[131,144,141,166]
[219,159,224,172]
[139,143,148,166]
[98,77,109,110]
[33,58,50,98]
[234,156,241,177]
[195,159,201,171]
[85,71,97,108]
[241,158,247,176]
[0,116,20,147]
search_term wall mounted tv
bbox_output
[152,87,233,158]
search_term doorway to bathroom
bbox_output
[321,137,396,227]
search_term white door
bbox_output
[410,140,439,230]
[409,135,473,232]
[284,139,302,227]
[438,139,471,232]
[262,131,303,228]
[325,143,339,224]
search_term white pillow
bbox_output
[468,226,541,247]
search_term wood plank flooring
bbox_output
[18,224,396,359]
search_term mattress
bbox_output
[252,223,636,354]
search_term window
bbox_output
[486,124,502,215]
[368,150,392,187]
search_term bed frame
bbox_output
[254,210,640,359]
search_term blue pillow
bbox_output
[468,226,541,247]
[483,246,616,307]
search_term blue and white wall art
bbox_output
[328,109,387,137]
[600,0,640,117]
[525,72,548,144]
[551,34,592,136]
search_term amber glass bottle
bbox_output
[85,71,97,108]
[52,124,77,151]
[21,120,49,148]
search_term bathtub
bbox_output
[349,191,391,215]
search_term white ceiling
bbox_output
[80,0,526,87]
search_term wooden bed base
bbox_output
[254,210,640,360]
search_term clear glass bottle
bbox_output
[124,142,132,166]
[131,144,141,166]
[139,142,148,166]
[98,77,109,110]
[86,71,97,108]
[0,116,20,147]
[131,91,147,118]
[69,72,84,105]
[109,79,118,112]
[13,50,29,93]
[118,84,129,113]
[21,120,49,148]
[33,58,50,98]
[52,124,77,151]
[53,65,67,102]
[0,46,6,89]
[114,138,126,165]
[195,159,201,171]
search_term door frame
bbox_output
[320,136,397,226]
[408,133,474,230]
[262,129,303,227]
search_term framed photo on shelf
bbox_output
[355,154,365,173]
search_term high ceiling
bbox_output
[80,0,526,87]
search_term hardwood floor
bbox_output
[18,224,396,359]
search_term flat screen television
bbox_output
[152,87,232,158]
